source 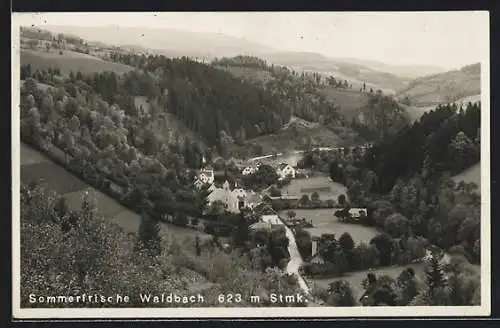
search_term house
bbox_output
[348,208,368,219]
[261,214,282,225]
[277,163,296,180]
[194,178,204,190]
[206,180,247,213]
[242,166,256,176]
[249,214,284,231]
[197,167,215,185]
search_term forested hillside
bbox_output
[213,55,411,145]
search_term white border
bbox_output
[11,12,491,319]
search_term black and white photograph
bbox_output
[11,11,490,318]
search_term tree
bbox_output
[269,185,282,197]
[395,267,418,305]
[299,194,310,207]
[339,232,355,253]
[137,212,162,257]
[383,213,410,237]
[424,251,447,302]
[370,234,393,266]
[286,210,296,219]
[327,280,356,306]
[347,180,364,206]
[337,194,347,207]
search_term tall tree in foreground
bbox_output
[424,251,447,304]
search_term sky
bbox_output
[14,11,489,69]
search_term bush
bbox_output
[295,228,312,260]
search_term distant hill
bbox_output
[39,25,430,93]
[397,63,480,107]
[333,57,446,79]
[262,51,413,93]
[40,25,279,60]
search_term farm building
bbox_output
[348,208,368,218]
[196,167,215,185]
[242,166,257,176]
[277,163,296,180]
[205,180,261,213]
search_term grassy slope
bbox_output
[21,49,134,75]
[221,65,367,155]
[452,163,481,187]
[262,52,412,94]
[397,64,481,107]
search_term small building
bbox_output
[194,178,204,190]
[242,166,257,176]
[277,163,296,180]
[348,208,368,219]
[197,167,215,185]
[261,214,282,225]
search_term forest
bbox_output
[298,102,481,266]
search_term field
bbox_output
[452,163,481,187]
[21,161,88,194]
[281,175,347,200]
[319,88,370,121]
[288,209,380,245]
[20,143,206,239]
[21,49,134,75]
[20,145,50,165]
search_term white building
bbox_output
[242,166,257,176]
[348,208,368,218]
[277,163,296,180]
[205,180,262,213]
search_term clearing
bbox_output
[319,88,370,121]
[281,175,347,200]
[288,209,380,245]
[452,163,481,187]
[21,49,134,75]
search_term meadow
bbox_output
[287,209,380,245]
[281,175,347,200]
[21,49,134,75]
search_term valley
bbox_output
[17,23,483,310]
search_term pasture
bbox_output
[288,209,380,245]
[64,189,126,219]
[281,175,347,200]
[21,49,134,75]
[21,161,88,194]
[319,88,369,120]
